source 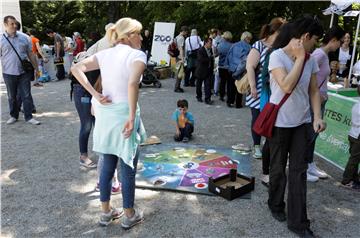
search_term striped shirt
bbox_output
[245,40,269,109]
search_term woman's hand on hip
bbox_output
[122,119,134,138]
[94,92,112,105]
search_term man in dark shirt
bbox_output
[46,29,65,80]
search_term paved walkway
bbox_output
[1,78,359,237]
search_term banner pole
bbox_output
[330,13,334,27]
[348,13,360,82]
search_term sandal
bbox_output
[33,82,43,87]
[80,157,97,168]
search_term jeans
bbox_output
[174,123,194,141]
[250,108,261,145]
[100,151,139,208]
[268,124,310,232]
[3,72,34,121]
[214,70,220,94]
[73,85,94,155]
[342,136,360,184]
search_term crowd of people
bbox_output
[1,13,359,237]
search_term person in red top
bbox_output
[73,32,85,56]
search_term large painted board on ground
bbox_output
[136,143,252,196]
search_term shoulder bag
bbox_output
[3,34,35,78]
[252,53,310,138]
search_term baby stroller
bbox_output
[140,60,161,88]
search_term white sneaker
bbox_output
[27,118,41,125]
[253,145,262,159]
[261,174,269,187]
[307,171,319,182]
[6,117,17,124]
[308,162,328,179]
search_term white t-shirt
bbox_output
[94,44,146,103]
[185,35,202,53]
[339,47,351,65]
[349,100,360,139]
[268,49,319,127]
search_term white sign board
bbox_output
[150,22,176,66]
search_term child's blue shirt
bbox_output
[171,109,195,125]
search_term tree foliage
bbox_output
[20,1,358,44]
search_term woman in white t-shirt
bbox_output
[71,18,147,229]
[267,16,326,238]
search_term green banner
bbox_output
[315,93,357,169]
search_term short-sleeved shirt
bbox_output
[185,36,202,53]
[0,31,32,75]
[31,36,40,54]
[172,109,195,127]
[54,33,64,57]
[311,48,330,98]
[349,100,360,139]
[94,44,146,103]
[268,48,319,127]
[175,34,185,51]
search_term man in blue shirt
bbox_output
[0,15,40,125]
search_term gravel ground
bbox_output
[1,78,359,237]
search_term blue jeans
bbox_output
[100,151,139,208]
[3,72,33,121]
[73,85,94,155]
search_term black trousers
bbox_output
[184,66,196,86]
[174,123,194,141]
[218,68,230,99]
[196,75,212,102]
[342,135,360,184]
[262,139,270,175]
[56,64,65,80]
[268,124,310,232]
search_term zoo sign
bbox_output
[154,34,172,44]
[151,22,176,65]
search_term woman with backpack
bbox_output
[71,17,147,229]
[245,17,285,162]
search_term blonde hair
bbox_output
[222,31,233,41]
[241,31,252,41]
[106,17,142,45]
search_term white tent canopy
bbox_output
[323,0,360,81]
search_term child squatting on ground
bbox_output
[172,99,194,142]
[341,85,360,191]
